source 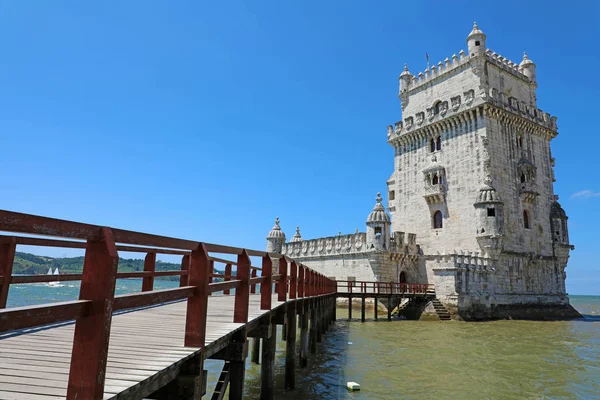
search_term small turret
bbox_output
[466,22,486,57]
[473,177,504,257]
[519,52,536,83]
[366,192,391,251]
[290,226,303,243]
[399,64,413,92]
[550,197,569,246]
[550,196,573,270]
[266,217,286,254]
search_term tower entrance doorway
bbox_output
[399,271,407,284]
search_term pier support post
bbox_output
[309,301,317,354]
[285,304,297,390]
[333,295,337,321]
[374,297,378,320]
[261,323,277,400]
[348,296,352,320]
[300,306,309,368]
[282,318,287,341]
[316,299,322,343]
[361,297,366,322]
[388,296,392,321]
[320,299,327,334]
[228,330,247,400]
[149,353,207,399]
[251,337,260,364]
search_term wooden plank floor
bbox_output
[0,294,285,400]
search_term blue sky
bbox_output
[1,1,598,294]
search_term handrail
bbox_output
[335,280,434,295]
[0,209,336,399]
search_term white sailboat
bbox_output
[48,267,60,287]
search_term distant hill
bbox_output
[13,252,220,281]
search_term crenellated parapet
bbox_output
[484,49,531,82]
[400,47,533,98]
[281,232,368,258]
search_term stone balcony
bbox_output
[424,183,445,204]
[519,181,539,203]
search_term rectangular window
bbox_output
[389,190,395,200]
[487,208,496,217]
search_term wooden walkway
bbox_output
[0,210,337,399]
[0,295,286,399]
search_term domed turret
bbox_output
[399,64,413,92]
[473,177,504,256]
[466,21,486,57]
[290,226,303,243]
[550,198,569,245]
[519,52,536,83]
[266,217,286,253]
[366,192,391,251]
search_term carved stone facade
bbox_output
[267,23,579,320]
[386,22,578,320]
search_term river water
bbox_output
[5,280,600,399]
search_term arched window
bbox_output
[436,136,441,151]
[520,173,526,183]
[430,138,435,152]
[517,136,523,149]
[432,173,439,185]
[523,210,530,229]
[433,211,443,229]
[434,102,441,115]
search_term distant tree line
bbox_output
[13,252,223,281]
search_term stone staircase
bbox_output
[431,299,452,321]
[391,298,412,317]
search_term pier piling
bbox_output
[261,323,276,399]
[285,305,297,390]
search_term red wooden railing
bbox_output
[0,210,335,399]
[336,280,434,295]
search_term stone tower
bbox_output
[266,217,286,253]
[366,192,391,251]
[386,22,579,319]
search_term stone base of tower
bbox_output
[427,254,582,321]
[454,294,582,321]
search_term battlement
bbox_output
[484,49,529,81]
[281,230,419,258]
[400,49,469,93]
[281,232,368,258]
[401,48,531,96]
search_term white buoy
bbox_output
[347,382,360,391]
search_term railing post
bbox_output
[142,252,156,292]
[289,262,297,300]
[298,265,304,299]
[260,256,272,310]
[184,243,210,348]
[224,263,232,295]
[0,238,16,309]
[208,259,214,296]
[180,254,190,287]
[234,250,250,323]
[278,257,287,302]
[67,227,119,400]
[250,268,257,294]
